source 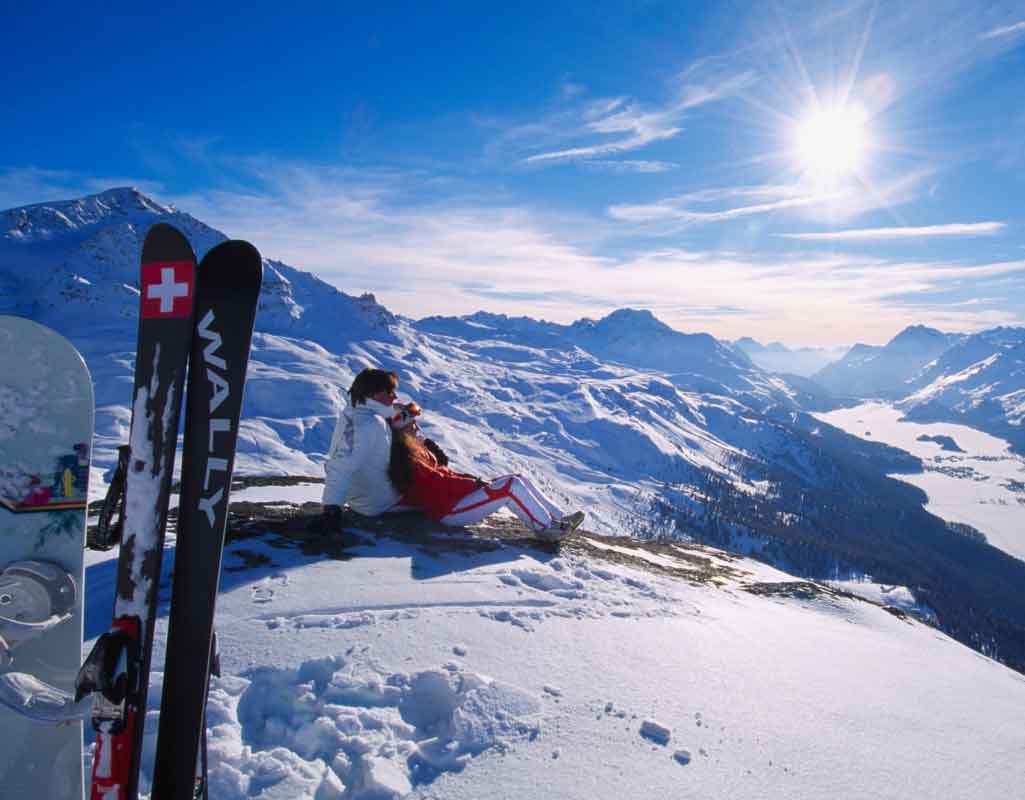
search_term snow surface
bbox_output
[824,579,936,622]
[77,514,1025,799]
[816,402,1025,561]
[231,482,323,505]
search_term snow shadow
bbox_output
[84,511,562,642]
[222,509,558,586]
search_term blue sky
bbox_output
[3,1,1025,345]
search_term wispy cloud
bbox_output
[184,158,1022,344]
[607,169,935,230]
[779,222,1006,241]
[980,21,1025,40]
[609,189,836,223]
[582,160,678,174]
[523,104,684,163]
[520,71,756,166]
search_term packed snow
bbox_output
[76,512,1025,799]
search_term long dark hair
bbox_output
[388,429,431,493]
[349,368,398,406]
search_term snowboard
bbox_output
[0,315,94,800]
[153,239,262,798]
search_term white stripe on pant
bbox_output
[440,474,565,532]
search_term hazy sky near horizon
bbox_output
[3,1,1025,346]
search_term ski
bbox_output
[76,223,197,800]
[0,316,93,800]
[152,240,262,799]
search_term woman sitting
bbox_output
[387,403,585,541]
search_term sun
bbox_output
[792,101,871,184]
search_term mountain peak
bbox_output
[734,336,763,352]
[2,186,175,241]
[89,186,173,215]
[573,308,673,336]
[602,308,668,328]
[887,324,948,349]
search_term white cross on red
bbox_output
[146,267,190,313]
[141,261,194,319]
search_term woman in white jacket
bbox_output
[322,368,403,516]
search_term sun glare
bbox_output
[792,102,871,184]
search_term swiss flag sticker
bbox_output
[141,261,194,319]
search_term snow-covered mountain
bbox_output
[5,188,1025,798]
[0,187,399,348]
[899,327,1025,441]
[806,321,1025,450]
[731,336,848,377]
[419,310,770,398]
[812,325,961,397]
[4,189,1025,679]
[1,188,818,531]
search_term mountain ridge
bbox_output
[812,324,964,397]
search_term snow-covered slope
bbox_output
[416,310,774,399]
[0,188,223,329]
[1,188,820,536]
[80,503,1025,800]
[6,188,1025,678]
[898,327,1025,444]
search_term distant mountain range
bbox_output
[810,323,1025,450]
[812,325,962,397]
[900,327,1025,438]
[4,188,1024,675]
[731,337,850,377]
[0,187,816,523]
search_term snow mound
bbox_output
[198,656,541,799]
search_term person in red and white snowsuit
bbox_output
[387,404,584,540]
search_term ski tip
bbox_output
[199,239,263,286]
[142,223,197,264]
[144,222,191,246]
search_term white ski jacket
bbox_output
[322,398,401,514]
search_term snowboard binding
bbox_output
[0,560,77,667]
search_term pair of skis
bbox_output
[75,224,262,800]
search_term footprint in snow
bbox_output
[251,573,289,603]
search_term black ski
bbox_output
[76,223,197,800]
[151,240,262,799]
